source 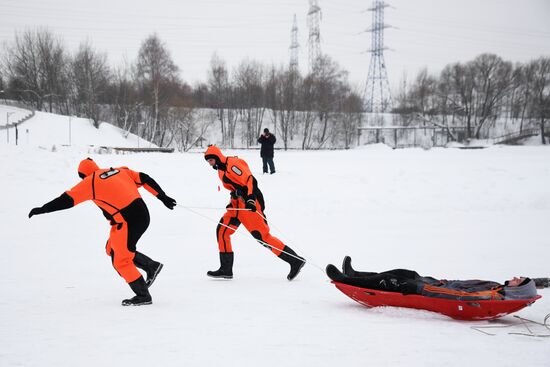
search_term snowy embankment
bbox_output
[0,105,31,126]
[0,106,144,149]
[1,113,549,366]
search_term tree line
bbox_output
[1,29,548,149]
[394,54,550,143]
[0,29,362,150]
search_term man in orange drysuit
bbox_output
[28,158,176,306]
[204,145,305,280]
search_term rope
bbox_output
[471,313,550,337]
[175,204,326,274]
[176,205,251,211]
[254,210,326,273]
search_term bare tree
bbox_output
[265,66,300,150]
[3,28,68,112]
[309,55,348,147]
[264,66,278,136]
[225,87,239,148]
[410,68,438,116]
[471,54,513,138]
[36,30,68,113]
[444,62,476,138]
[71,41,110,128]
[169,108,214,151]
[233,59,266,147]
[298,74,317,149]
[207,53,229,145]
[3,30,42,110]
[106,61,142,135]
[339,88,363,149]
[528,57,550,144]
[511,63,535,132]
[135,33,179,146]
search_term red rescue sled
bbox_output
[332,281,541,321]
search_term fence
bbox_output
[357,126,468,148]
[97,147,175,154]
[490,128,539,145]
[0,107,36,145]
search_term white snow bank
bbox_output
[0,104,32,125]
[0,110,151,148]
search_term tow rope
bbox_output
[175,204,326,274]
[471,313,550,337]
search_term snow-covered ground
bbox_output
[0,104,32,126]
[1,111,549,366]
[0,106,144,148]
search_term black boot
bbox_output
[342,256,376,277]
[326,264,347,282]
[207,252,234,279]
[122,276,152,306]
[278,246,305,281]
[133,252,164,288]
[342,256,354,276]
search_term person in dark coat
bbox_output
[257,128,276,174]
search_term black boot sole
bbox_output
[207,272,233,279]
[121,299,153,306]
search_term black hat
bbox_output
[263,128,269,133]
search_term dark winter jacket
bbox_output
[420,279,538,301]
[258,134,276,158]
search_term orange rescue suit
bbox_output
[67,167,161,283]
[205,145,285,256]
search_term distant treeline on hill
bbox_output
[1,28,548,150]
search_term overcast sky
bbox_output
[1,0,549,92]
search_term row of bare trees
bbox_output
[1,28,364,150]
[0,29,196,148]
[395,54,550,143]
[3,29,546,149]
[202,53,363,149]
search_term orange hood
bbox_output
[204,145,227,170]
[78,158,99,178]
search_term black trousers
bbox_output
[262,157,275,173]
[341,269,424,294]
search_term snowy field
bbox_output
[1,113,549,366]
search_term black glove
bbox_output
[245,198,257,212]
[28,207,45,218]
[158,193,176,210]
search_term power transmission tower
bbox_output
[290,14,299,72]
[364,1,392,112]
[307,0,321,72]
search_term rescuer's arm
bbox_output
[28,178,92,218]
[242,167,257,213]
[28,193,74,218]
[138,172,177,210]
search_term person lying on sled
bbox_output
[326,256,538,301]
